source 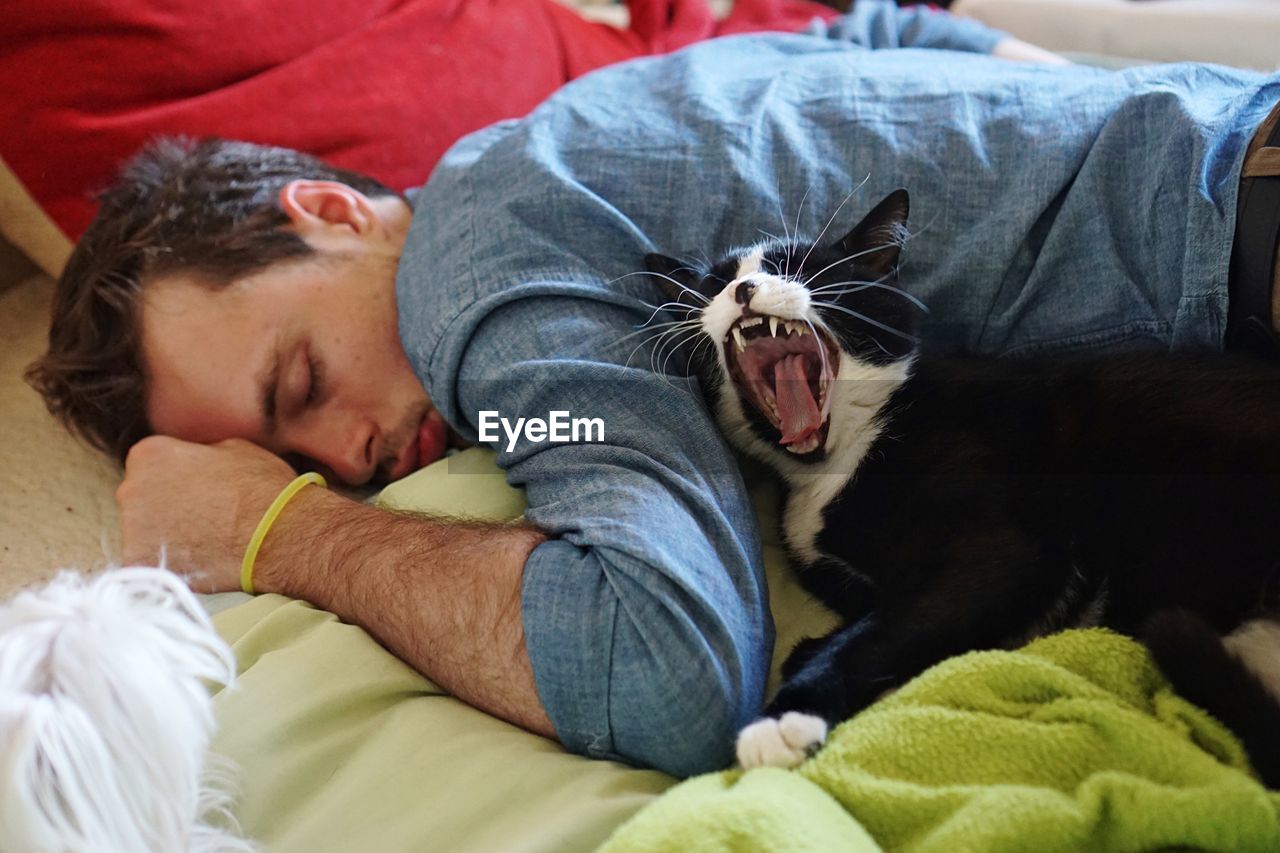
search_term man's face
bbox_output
[139,185,449,486]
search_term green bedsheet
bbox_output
[209,448,836,850]
[604,629,1280,852]
[210,447,1279,851]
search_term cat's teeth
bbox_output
[742,316,763,328]
[785,321,807,336]
[786,432,820,455]
[732,327,747,352]
[769,316,779,337]
[762,387,779,422]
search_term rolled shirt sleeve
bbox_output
[454,298,772,774]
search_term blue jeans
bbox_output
[397,33,1280,776]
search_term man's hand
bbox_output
[118,435,555,735]
[116,436,298,591]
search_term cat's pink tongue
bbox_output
[775,354,822,444]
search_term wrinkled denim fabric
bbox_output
[397,32,1278,776]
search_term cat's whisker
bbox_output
[636,299,691,312]
[652,326,702,379]
[654,320,702,348]
[902,210,938,245]
[692,331,718,366]
[804,317,831,394]
[803,279,885,295]
[606,270,664,286]
[647,316,701,358]
[631,318,701,345]
[797,175,871,277]
[789,187,812,279]
[608,269,709,299]
[619,321,702,368]
[639,337,685,379]
[868,337,895,359]
[657,330,696,378]
[621,334,673,369]
[634,271,712,304]
[775,195,793,247]
[630,318,700,332]
[636,300,708,325]
[807,279,929,312]
[804,241,907,284]
[614,321,700,354]
[812,299,918,343]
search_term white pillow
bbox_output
[954,0,1280,71]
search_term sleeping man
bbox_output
[27,6,1280,777]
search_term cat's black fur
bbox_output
[646,189,1280,784]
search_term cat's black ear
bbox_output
[834,189,910,283]
[645,252,706,309]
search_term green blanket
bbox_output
[603,629,1280,852]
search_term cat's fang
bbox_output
[769,316,779,337]
[732,327,747,351]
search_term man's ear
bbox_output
[279,180,374,236]
[834,189,910,283]
[644,253,706,308]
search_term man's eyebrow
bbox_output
[258,340,282,438]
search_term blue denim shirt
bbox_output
[397,18,1277,775]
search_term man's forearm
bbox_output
[254,487,556,738]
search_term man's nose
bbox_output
[292,415,380,486]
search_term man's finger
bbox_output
[125,433,180,462]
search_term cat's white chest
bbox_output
[775,353,910,565]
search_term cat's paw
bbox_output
[736,712,828,769]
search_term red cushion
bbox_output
[2,0,836,240]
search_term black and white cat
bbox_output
[646,189,1280,783]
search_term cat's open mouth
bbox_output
[724,314,839,455]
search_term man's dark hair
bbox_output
[25,137,399,462]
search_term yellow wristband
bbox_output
[240,472,327,595]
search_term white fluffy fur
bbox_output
[0,568,252,852]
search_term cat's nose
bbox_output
[735,280,756,305]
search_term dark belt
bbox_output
[1227,103,1280,358]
